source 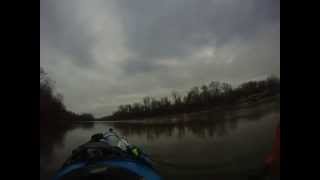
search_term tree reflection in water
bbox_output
[112,103,279,141]
[40,122,94,179]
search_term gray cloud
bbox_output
[115,0,279,77]
[40,0,279,117]
[41,0,95,67]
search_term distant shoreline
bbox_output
[65,77,280,123]
[81,93,279,123]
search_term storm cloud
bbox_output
[40,0,280,117]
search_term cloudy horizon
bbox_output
[40,0,279,117]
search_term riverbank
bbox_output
[95,93,279,124]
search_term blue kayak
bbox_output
[53,129,162,180]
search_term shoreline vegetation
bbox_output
[91,94,279,124]
[40,67,279,125]
[98,77,279,122]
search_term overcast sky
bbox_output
[40,0,279,117]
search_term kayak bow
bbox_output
[53,128,161,180]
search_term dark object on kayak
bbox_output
[53,129,161,180]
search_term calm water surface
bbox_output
[40,102,279,180]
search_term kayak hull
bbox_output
[53,159,161,180]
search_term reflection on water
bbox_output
[113,102,278,141]
[40,102,279,180]
[40,122,95,179]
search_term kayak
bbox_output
[53,128,162,180]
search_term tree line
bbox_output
[40,67,95,126]
[102,76,280,121]
[40,66,279,123]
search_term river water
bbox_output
[40,101,280,180]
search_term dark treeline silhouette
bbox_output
[101,76,280,121]
[40,67,95,145]
[40,67,95,123]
